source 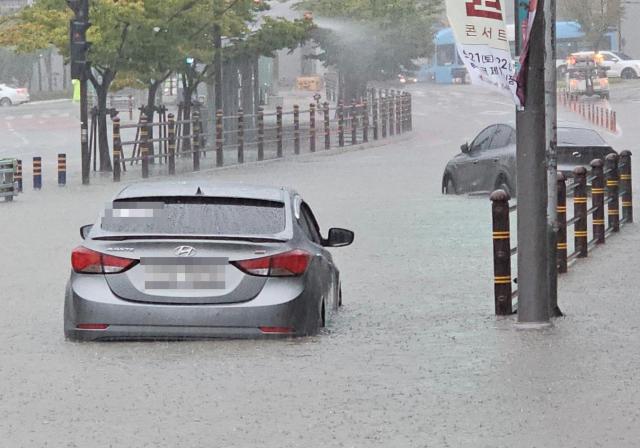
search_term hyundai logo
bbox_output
[174,246,197,257]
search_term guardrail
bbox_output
[490,151,633,315]
[558,90,617,133]
[111,89,413,182]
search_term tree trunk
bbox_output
[37,56,42,92]
[96,86,113,172]
[145,80,161,161]
[63,63,68,90]
[45,49,53,92]
[181,76,192,152]
[90,69,115,172]
[241,58,254,118]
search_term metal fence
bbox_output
[110,88,413,182]
[490,151,633,315]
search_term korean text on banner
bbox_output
[445,0,520,107]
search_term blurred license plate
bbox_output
[142,257,227,290]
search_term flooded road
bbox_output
[2,82,639,447]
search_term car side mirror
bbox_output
[323,228,354,248]
[461,143,470,154]
[80,224,93,240]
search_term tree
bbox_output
[558,0,624,50]
[297,0,441,100]
[0,48,37,86]
[0,0,145,171]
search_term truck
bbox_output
[566,51,610,99]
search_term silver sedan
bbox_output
[64,182,354,341]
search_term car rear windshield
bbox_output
[101,197,286,235]
[557,127,606,146]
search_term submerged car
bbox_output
[442,122,616,196]
[64,182,354,341]
[0,83,30,106]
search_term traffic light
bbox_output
[70,19,91,79]
[68,0,90,80]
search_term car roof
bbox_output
[114,181,292,202]
[499,120,597,131]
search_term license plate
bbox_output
[142,257,227,290]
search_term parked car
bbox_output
[64,182,354,341]
[598,50,640,79]
[442,122,616,196]
[0,83,30,106]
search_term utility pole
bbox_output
[67,0,91,185]
[516,0,551,326]
[545,0,562,317]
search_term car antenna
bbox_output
[196,187,204,196]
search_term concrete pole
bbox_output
[516,0,551,326]
[545,0,562,317]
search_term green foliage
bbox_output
[0,48,37,85]
[558,0,623,50]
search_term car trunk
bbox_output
[99,239,286,305]
[557,145,616,176]
[96,195,289,305]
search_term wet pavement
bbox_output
[1,82,639,447]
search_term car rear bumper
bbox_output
[64,275,318,341]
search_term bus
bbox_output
[417,28,467,84]
[420,21,620,84]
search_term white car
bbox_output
[0,83,30,106]
[598,51,640,79]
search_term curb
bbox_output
[89,133,416,187]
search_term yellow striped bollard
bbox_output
[257,107,264,161]
[15,159,22,192]
[140,114,149,179]
[112,117,121,182]
[237,109,245,164]
[557,173,568,273]
[168,113,176,175]
[573,166,588,257]
[33,156,42,190]
[58,153,66,186]
[277,106,283,158]
[490,189,512,316]
[605,153,620,232]
[590,159,606,244]
[215,109,223,167]
[193,109,202,171]
[323,102,330,150]
[309,103,316,153]
[293,105,300,155]
[619,150,633,223]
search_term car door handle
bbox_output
[493,158,499,162]
[473,160,479,165]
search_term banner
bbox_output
[515,0,539,106]
[445,0,520,107]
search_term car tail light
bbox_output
[71,246,138,274]
[232,250,310,277]
[259,326,295,334]
[16,88,27,94]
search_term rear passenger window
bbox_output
[299,203,322,244]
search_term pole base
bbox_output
[515,321,553,330]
